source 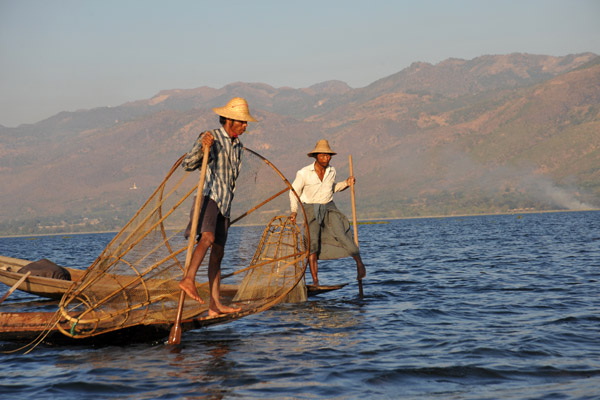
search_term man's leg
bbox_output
[207,243,241,316]
[353,254,366,281]
[305,206,321,286]
[179,196,218,303]
[178,232,215,303]
[308,252,319,286]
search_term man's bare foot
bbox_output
[312,279,319,286]
[356,262,366,281]
[208,303,242,317]
[178,278,205,303]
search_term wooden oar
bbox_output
[0,271,32,305]
[168,144,210,345]
[349,155,363,299]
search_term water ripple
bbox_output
[1,212,600,399]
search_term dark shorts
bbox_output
[186,196,230,247]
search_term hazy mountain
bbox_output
[1,53,598,235]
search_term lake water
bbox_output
[1,211,599,399]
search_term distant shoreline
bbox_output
[1,208,598,239]
[364,208,600,221]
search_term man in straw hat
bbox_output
[289,139,366,286]
[179,97,257,316]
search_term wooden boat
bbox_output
[0,285,346,346]
[0,255,346,301]
[0,286,349,347]
[0,296,272,345]
[0,254,346,346]
[0,302,263,346]
[0,255,84,299]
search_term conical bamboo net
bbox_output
[234,215,307,304]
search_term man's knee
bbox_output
[199,231,216,246]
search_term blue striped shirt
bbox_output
[182,127,242,217]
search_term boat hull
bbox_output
[0,307,256,346]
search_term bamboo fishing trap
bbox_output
[55,148,309,339]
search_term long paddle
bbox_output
[168,144,210,345]
[0,271,32,305]
[348,155,363,299]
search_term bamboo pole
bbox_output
[168,144,210,345]
[349,155,363,298]
[0,271,31,305]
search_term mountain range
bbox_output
[1,52,599,235]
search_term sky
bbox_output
[1,0,599,127]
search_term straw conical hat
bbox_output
[307,139,337,157]
[213,97,257,122]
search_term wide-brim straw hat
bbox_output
[212,97,257,122]
[307,139,337,157]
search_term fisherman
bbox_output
[179,97,257,316]
[289,139,366,286]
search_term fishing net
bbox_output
[56,148,308,339]
[234,215,307,304]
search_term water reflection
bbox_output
[167,341,234,399]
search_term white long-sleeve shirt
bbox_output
[290,162,349,213]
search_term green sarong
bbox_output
[303,201,359,260]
